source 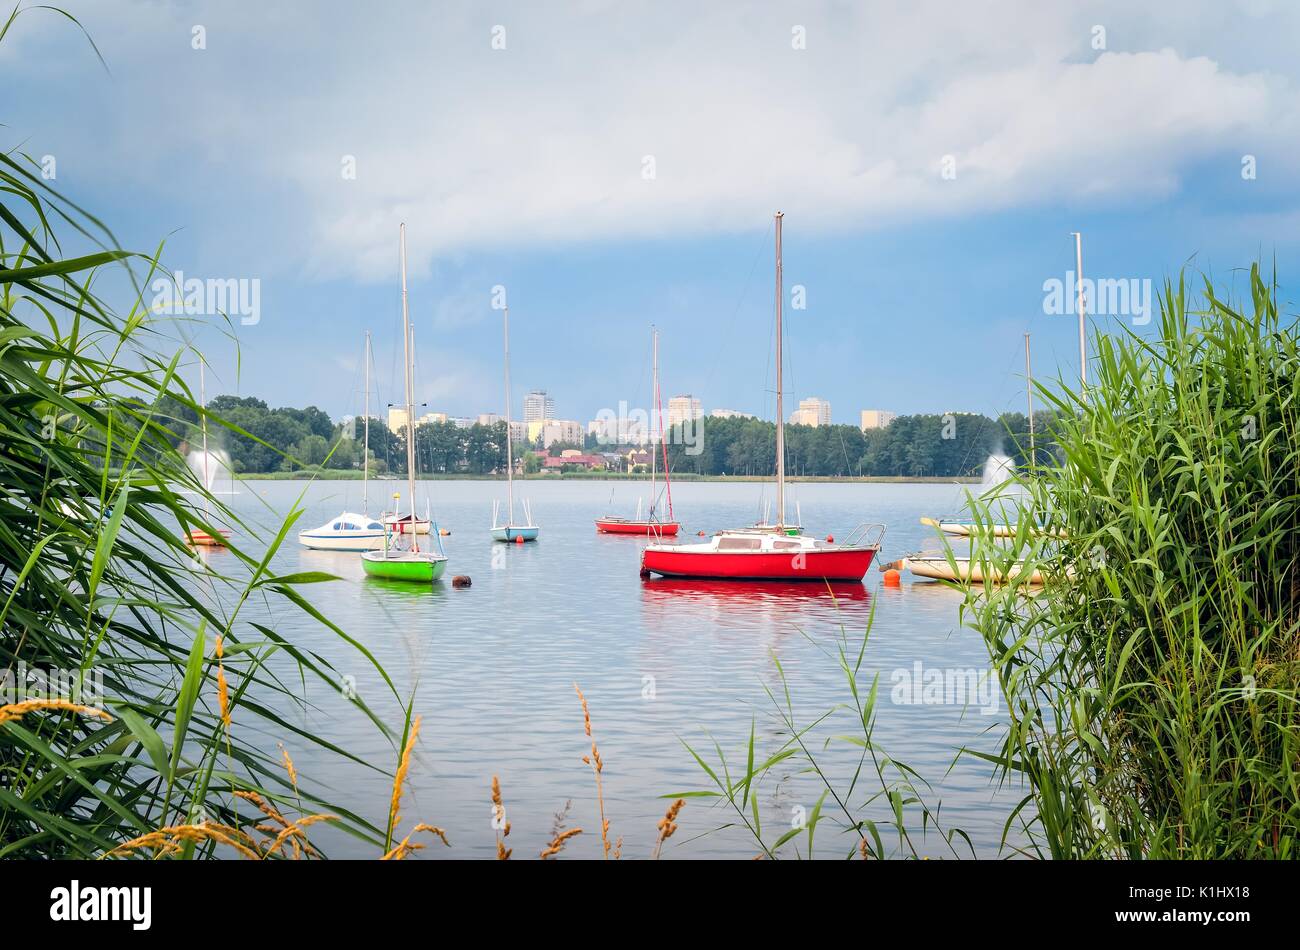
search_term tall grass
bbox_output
[962,265,1300,858]
[0,9,404,857]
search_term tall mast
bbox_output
[774,211,785,529]
[400,223,418,549]
[503,306,515,525]
[654,326,674,522]
[1025,332,1034,461]
[363,330,371,514]
[650,326,657,515]
[1071,231,1086,400]
[200,359,209,492]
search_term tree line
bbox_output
[663,412,1057,478]
[163,396,1057,477]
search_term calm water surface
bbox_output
[204,479,1023,859]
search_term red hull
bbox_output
[186,528,231,548]
[641,546,875,581]
[595,519,680,536]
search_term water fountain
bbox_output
[980,452,1015,487]
[186,447,233,493]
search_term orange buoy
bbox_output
[883,568,901,587]
[825,534,834,543]
[452,575,472,588]
[697,530,706,536]
[515,534,525,544]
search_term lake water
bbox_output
[202,478,1025,860]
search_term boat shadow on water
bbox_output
[639,576,871,620]
[361,575,451,599]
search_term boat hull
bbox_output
[902,556,1043,585]
[491,525,539,542]
[186,528,231,547]
[299,531,387,552]
[595,519,680,536]
[360,552,448,582]
[641,546,875,582]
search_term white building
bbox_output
[667,395,702,430]
[860,409,896,430]
[789,397,831,427]
[710,408,750,419]
[523,390,555,423]
[533,419,584,448]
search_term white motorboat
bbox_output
[299,511,387,551]
[895,551,1045,585]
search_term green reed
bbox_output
[0,8,405,858]
[673,601,974,859]
[959,265,1300,858]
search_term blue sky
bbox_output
[5,0,1299,425]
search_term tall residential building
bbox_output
[860,409,896,430]
[523,390,555,423]
[387,406,409,434]
[667,395,702,429]
[789,397,831,427]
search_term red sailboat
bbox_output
[641,212,883,582]
[595,326,680,537]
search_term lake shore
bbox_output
[236,471,982,484]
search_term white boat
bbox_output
[922,518,1020,538]
[299,511,387,551]
[920,517,1066,540]
[300,331,388,551]
[383,511,431,535]
[896,552,1045,585]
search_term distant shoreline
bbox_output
[236,471,981,484]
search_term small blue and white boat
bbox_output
[299,512,388,551]
[491,306,539,543]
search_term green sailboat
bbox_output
[362,222,448,584]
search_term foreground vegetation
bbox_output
[958,267,1299,858]
[0,11,407,855]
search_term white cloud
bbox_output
[11,0,1299,281]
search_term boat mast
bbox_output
[399,223,418,551]
[363,330,371,515]
[654,326,674,522]
[1071,230,1086,401]
[1025,331,1034,461]
[649,326,657,517]
[774,211,785,529]
[503,306,515,526]
[200,359,209,492]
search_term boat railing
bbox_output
[842,522,887,549]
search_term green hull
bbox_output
[361,553,448,583]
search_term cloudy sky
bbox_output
[5,0,1299,424]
